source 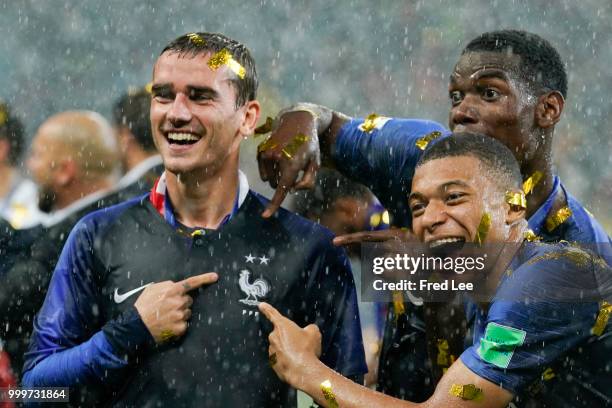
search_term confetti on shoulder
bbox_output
[415,131,443,150]
[358,113,391,133]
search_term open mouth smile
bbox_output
[165,132,202,146]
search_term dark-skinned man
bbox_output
[256,29,611,401]
[260,133,612,408]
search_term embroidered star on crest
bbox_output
[245,254,255,263]
[259,255,270,265]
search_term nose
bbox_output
[167,93,192,126]
[420,200,448,234]
[450,99,478,130]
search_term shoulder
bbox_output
[563,188,611,243]
[69,193,150,241]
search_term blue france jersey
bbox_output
[461,243,611,404]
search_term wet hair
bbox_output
[416,132,523,191]
[294,168,372,219]
[0,102,25,166]
[160,32,258,108]
[112,88,155,151]
[463,30,567,98]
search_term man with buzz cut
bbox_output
[23,32,366,407]
[260,133,611,408]
[256,30,611,401]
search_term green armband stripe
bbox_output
[477,322,526,369]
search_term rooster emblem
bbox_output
[238,269,270,306]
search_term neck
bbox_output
[125,149,157,173]
[0,164,15,199]
[165,161,239,229]
[54,178,112,211]
[521,138,555,218]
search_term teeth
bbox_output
[167,132,200,142]
[429,237,463,248]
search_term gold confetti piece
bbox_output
[592,301,611,336]
[415,131,443,150]
[320,380,339,408]
[187,32,205,46]
[257,135,278,154]
[523,229,541,242]
[160,329,175,342]
[254,116,275,135]
[382,210,390,225]
[281,133,310,159]
[358,113,390,133]
[144,82,153,94]
[449,384,483,401]
[437,339,449,366]
[392,291,405,320]
[542,368,556,381]
[474,213,491,246]
[369,212,382,228]
[191,229,205,237]
[207,48,246,79]
[522,171,543,195]
[0,106,7,127]
[505,191,527,209]
[545,206,572,232]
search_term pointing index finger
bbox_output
[258,302,284,325]
[178,272,219,293]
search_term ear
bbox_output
[55,159,78,187]
[535,91,564,129]
[238,100,261,137]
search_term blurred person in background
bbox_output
[112,86,163,198]
[0,110,120,378]
[0,101,44,229]
[294,168,389,387]
[256,29,612,402]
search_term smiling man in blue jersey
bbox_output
[256,30,611,402]
[259,133,612,408]
[22,32,366,407]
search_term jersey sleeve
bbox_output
[460,254,601,394]
[305,236,367,378]
[332,118,449,226]
[22,217,155,391]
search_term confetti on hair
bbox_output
[320,380,339,408]
[545,206,572,232]
[208,48,246,79]
[522,171,543,195]
[187,33,206,46]
[415,131,443,150]
[505,191,527,209]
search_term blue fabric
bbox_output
[22,196,150,388]
[333,118,450,227]
[460,243,605,394]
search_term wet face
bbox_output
[448,52,540,165]
[409,156,509,248]
[150,51,248,176]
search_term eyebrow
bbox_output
[150,84,220,99]
[470,68,509,82]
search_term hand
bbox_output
[258,302,322,387]
[135,272,218,343]
[257,111,321,218]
